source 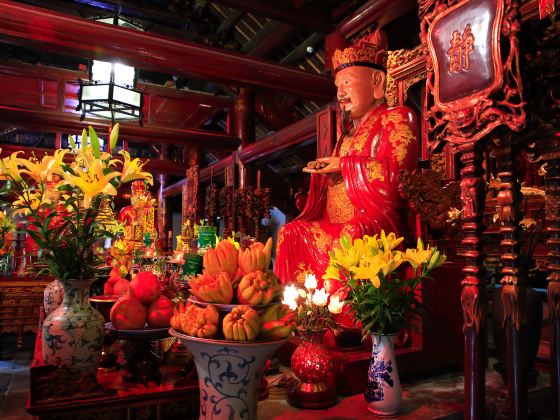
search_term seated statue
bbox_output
[119,180,157,250]
[275,29,419,285]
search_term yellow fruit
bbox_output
[223,305,260,341]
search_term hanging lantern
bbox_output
[76,15,143,124]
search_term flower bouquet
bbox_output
[323,230,446,415]
[281,274,344,408]
[0,124,153,372]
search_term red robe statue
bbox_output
[275,29,419,286]
[275,104,418,284]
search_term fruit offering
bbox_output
[202,240,238,280]
[178,238,296,342]
[237,237,273,275]
[223,305,260,341]
[189,272,233,304]
[109,270,172,329]
[171,302,219,339]
[259,304,296,340]
[237,270,281,305]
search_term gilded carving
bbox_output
[366,160,384,182]
[447,24,475,73]
[381,112,415,165]
[309,222,333,251]
[327,175,354,224]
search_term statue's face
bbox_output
[335,66,385,120]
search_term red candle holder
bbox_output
[288,329,337,409]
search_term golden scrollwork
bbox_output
[382,112,415,165]
[366,160,385,182]
[309,222,333,251]
[277,226,285,247]
[430,151,446,177]
[294,262,314,284]
[327,174,355,224]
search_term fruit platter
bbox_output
[170,237,295,342]
[168,237,295,420]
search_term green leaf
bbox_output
[81,128,87,150]
[68,135,77,150]
[109,123,120,151]
[89,126,101,158]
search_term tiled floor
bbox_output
[0,335,34,420]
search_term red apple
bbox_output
[147,296,174,328]
[113,278,131,296]
[110,295,147,330]
[103,282,113,296]
[130,271,161,306]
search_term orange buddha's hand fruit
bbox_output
[223,305,260,341]
[259,303,296,340]
[202,240,238,280]
[236,270,280,305]
[237,238,273,274]
[189,272,233,304]
[177,303,219,339]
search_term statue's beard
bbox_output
[340,108,351,135]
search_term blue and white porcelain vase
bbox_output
[170,330,285,420]
[365,334,402,417]
[43,279,64,317]
[42,279,104,373]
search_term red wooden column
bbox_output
[232,88,255,147]
[232,88,255,235]
[494,143,528,418]
[458,141,488,420]
[157,144,170,250]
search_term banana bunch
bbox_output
[170,303,219,339]
[203,240,238,280]
[223,305,261,341]
[236,270,281,305]
[237,237,273,274]
[189,271,233,304]
[259,303,296,340]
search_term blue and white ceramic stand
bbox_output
[365,334,402,417]
[170,329,285,420]
[42,279,104,373]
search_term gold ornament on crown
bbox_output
[332,30,387,72]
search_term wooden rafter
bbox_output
[0,0,335,102]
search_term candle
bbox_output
[257,170,261,190]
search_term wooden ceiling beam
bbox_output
[0,106,240,150]
[0,1,335,102]
[338,0,417,38]
[208,0,332,33]
[242,21,299,58]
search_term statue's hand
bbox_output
[303,157,340,174]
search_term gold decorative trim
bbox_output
[366,160,384,182]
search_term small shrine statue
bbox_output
[119,180,157,250]
[275,28,419,285]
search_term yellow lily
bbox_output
[378,230,404,252]
[62,159,120,208]
[12,190,51,216]
[118,150,153,185]
[330,245,361,271]
[350,254,382,288]
[322,265,341,281]
[372,250,404,277]
[19,149,68,183]
[426,249,447,270]
[403,247,433,270]
[0,152,23,181]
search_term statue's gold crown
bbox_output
[332,29,388,73]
